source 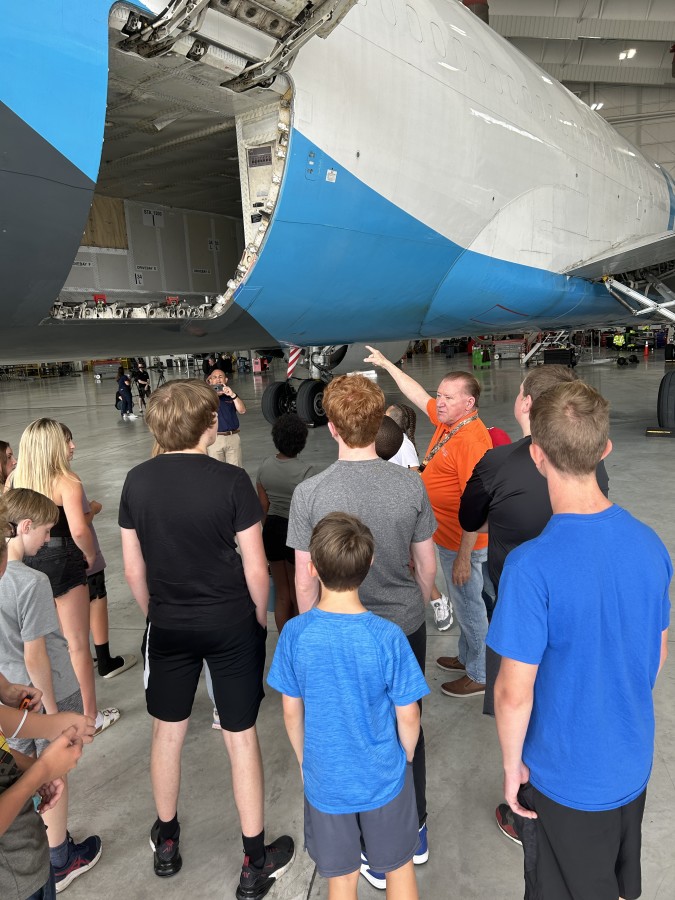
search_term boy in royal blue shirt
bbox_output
[488,382,671,900]
[268,512,429,898]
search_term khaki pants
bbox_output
[207,432,242,467]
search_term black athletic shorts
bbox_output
[262,515,294,564]
[87,570,107,601]
[518,782,646,900]
[24,539,87,599]
[144,611,266,730]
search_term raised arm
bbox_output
[364,346,434,414]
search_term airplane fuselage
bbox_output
[1,0,673,361]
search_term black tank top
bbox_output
[50,506,72,539]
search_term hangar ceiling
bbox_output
[489,0,675,176]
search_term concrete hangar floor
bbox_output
[0,350,673,900]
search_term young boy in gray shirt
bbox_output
[1,489,102,893]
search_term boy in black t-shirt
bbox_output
[119,379,294,899]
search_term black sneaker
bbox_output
[149,819,182,877]
[495,803,523,846]
[236,835,295,900]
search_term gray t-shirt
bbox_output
[0,561,78,703]
[257,456,317,519]
[287,459,437,635]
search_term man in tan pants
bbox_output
[206,369,246,467]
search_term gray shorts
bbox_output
[10,689,83,757]
[304,763,418,878]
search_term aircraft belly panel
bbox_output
[423,251,620,337]
[236,128,622,343]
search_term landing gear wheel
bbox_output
[657,371,675,428]
[296,379,327,427]
[617,357,628,367]
[493,352,501,360]
[261,381,295,425]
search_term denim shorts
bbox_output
[24,539,87,599]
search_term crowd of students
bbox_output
[0,354,670,900]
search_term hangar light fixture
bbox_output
[591,102,604,111]
[619,48,637,60]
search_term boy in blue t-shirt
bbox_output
[488,382,671,900]
[268,512,429,898]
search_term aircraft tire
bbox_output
[296,379,327,427]
[261,381,295,425]
[657,371,675,428]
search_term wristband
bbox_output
[9,708,28,740]
[231,394,238,399]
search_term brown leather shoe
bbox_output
[436,656,465,672]
[440,675,486,698]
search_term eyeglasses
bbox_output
[4,522,17,544]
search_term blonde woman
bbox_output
[12,419,119,734]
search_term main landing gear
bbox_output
[261,345,349,426]
[261,379,327,426]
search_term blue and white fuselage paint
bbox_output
[1,0,673,358]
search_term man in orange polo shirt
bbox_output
[365,347,492,697]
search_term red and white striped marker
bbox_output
[287,346,302,379]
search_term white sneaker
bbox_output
[127,413,138,419]
[430,594,453,631]
[212,707,221,730]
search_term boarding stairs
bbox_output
[520,330,569,367]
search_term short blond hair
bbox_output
[530,381,609,475]
[4,488,59,528]
[522,365,577,403]
[322,375,385,448]
[145,380,218,452]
